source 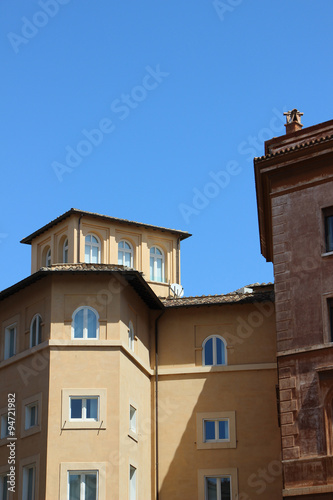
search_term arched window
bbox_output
[128,321,135,351]
[202,335,227,366]
[46,248,51,266]
[118,240,133,267]
[85,234,101,264]
[30,314,42,348]
[63,238,69,263]
[150,246,165,282]
[72,307,99,339]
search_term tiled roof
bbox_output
[254,133,333,163]
[162,288,274,308]
[21,208,191,244]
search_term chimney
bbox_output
[283,109,304,134]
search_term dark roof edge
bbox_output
[162,290,274,309]
[21,208,192,244]
[0,267,164,310]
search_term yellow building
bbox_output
[0,208,282,499]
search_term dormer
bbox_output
[20,209,191,298]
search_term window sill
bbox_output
[322,251,333,257]
[128,430,138,443]
[21,425,41,438]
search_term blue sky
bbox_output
[0,1,332,296]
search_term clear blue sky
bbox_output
[1,1,332,296]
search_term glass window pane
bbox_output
[216,337,225,365]
[37,316,42,344]
[204,338,213,365]
[87,310,97,338]
[85,244,90,263]
[2,476,8,500]
[91,246,98,264]
[118,250,123,265]
[130,466,136,500]
[69,473,80,500]
[31,318,36,347]
[74,310,84,338]
[85,473,97,500]
[219,420,229,440]
[30,406,36,427]
[9,329,15,357]
[156,248,162,255]
[91,236,98,244]
[221,477,231,500]
[86,398,98,420]
[27,467,34,500]
[206,477,217,500]
[156,259,162,282]
[150,257,154,280]
[70,399,82,419]
[125,252,131,267]
[124,242,130,249]
[326,215,333,252]
[204,420,215,441]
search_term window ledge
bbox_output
[128,430,138,443]
[21,426,41,438]
[322,251,333,257]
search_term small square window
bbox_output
[25,403,38,430]
[68,471,97,500]
[204,419,229,442]
[4,325,16,360]
[70,397,99,421]
[0,414,9,440]
[129,405,137,434]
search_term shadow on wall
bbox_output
[157,369,283,500]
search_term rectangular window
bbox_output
[0,474,8,500]
[205,476,231,500]
[325,213,333,253]
[329,299,333,343]
[129,466,136,500]
[70,397,99,421]
[22,465,36,500]
[129,405,137,434]
[68,471,97,500]
[0,414,9,440]
[4,325,16,360]
[25,403,38,430]
[204,419,229,442]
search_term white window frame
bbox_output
[205,475,231,500]
[71,306,99,340]
[84,234,101,264]
[203,418,229,443]
[60,462,106,500]
[129,465,137,500]
[196,411,236,450]
[198,468,238,500]
[18,455,39,500]
[128,321,135,351]
[202,335,227,366]
[118,240,133,267]
[61,389,106,430]
[129,405,137,434]
[30,314,42,348]
[67,470,98,500]
[4,324,16,360]
[63,238,69,263]
[149,246,165,282]
[69,397,99,422]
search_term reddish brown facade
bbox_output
[255,115,333,498]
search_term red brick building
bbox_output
[255,111,333,499]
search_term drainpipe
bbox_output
[155,310,165,500]
[77,215,83,263]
